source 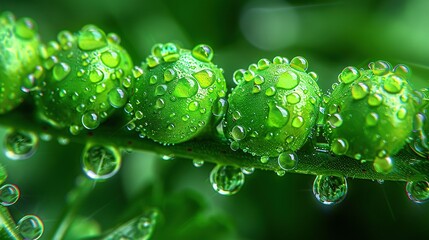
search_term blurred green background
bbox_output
[1,0,429,239]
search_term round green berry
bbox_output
[33,25,133,134]
[126,43,227,144]
[223,56,322,157]
[324,61,416,165]
[0,12,41,114]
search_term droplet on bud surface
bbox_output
[210,165,245,196]
[313,175,347,205]
[17,215,44,240]
[82,144,121,180]
[3,130,39,160]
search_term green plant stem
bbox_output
[0,205,22,240]
[0,105,428,182]
[49,176,94,240]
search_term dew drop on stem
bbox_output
[82,144,122,180]
[3,129,39,160]
[210,165,245,196]
[313,175,348,205]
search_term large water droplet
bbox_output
[108,87,127,108]
[373,156,393,174]
[290,56,308,71]
[212,98,227,117]
[406,181,429,203]
[173,77,198,98]
[89,69,104,83]
[278,152,297,170]
[193,69,215,88]
[339,66,360,84]
[313,175,348,205]
[367,93,383,106]
[14,18,37,39]
[383,75,403,94]
[192,159,204,168]
[53,62,71,81]
[331,138,348,155]
[372,60,391,76]
[82,144,121,180]
[3,130,39,160]
[327,113,343,129]
[101,50,121,68]
[77,26,107,51]
[365,112,379,127]
[192,44,214,62]
[0,184,20,206]
[351,82,369,100]
[276,71,299,90]
[161,43,180,62]
[81,111,101,130]
[267,102,289,128]
[231,125,246,141]
[17,215,44,240]
[210,165,245,196]
[291,116,304,128]
[233,69,245,85]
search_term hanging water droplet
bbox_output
[373,156,393,174]
[313,175,348,205]
[192,159,204,168]
[108,87,127,108]
[77,26,107,51]
[0,184,20,206]
[81,111,100,130]
[278,152,297,170]
[82,144,121,180]
[339,66,360,84]
[17,215,44,240]
[351,82,369,100]
[276,71,299,90]
[210,165,245,196]
[193,69,215,88]
[161,154,175,160]
[406,181,429,203]
[241,167,255,175]
[173,77,198,98]
[191,44,213,62]
[52,62,71,81]
[290,56,308,71]
[267,102,289,128]
[3,130,39,160]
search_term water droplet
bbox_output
[331,138,348,155]
[243,70,255,81]
[155,98,165,109]
[276,71,299,90]
[351,82,369,100]
[81,111,100,130]
[233,69,245,85]
[191,44,213,62]
[393,64,411,78]
[252,85,261,94]
[291,116,304,128]
[82,144,121,180]
[132,66,144,78]
[146,56,160,68]
[265,86,276,96]
[365,112,379,127]
[254,75,264,85]
[260,156,270,164]
[192,159,204,168]
[367,93,383,106]
[372,60,391,75]
[309,71,318,81]
[101,50,121,68]
[267,102,289,128]
[383,75,403,94]
[327,113,343,129]
[3,130,39,160]
[14,18,37,39]
[161,43,180,62]
[53,62,71,81]
[17,215,44,240]
[230,141,239,151]
[290,56,308,71]
[373,156,393,174]
[78,26,107,50]
[257,58,270,70]
[149,75,158,85]
[339,66,360,84]
[173,77,198,98]
[231,125,246,141]
[241,167,255,175]
[96,83,106,93]
[313,175,347,205]
[210,165,245,196]
[161,154,175,160]
[406,181,429,203]
[167,123,175,130]
[278,152,297,170]
[0,184,20,206]
[193,69,215,88]
[212,98,227,117]
[154,84,167,96]
[188,101,199,111]
[108,87,127,108]
[286,92,301,104]
[89,69,104,83]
